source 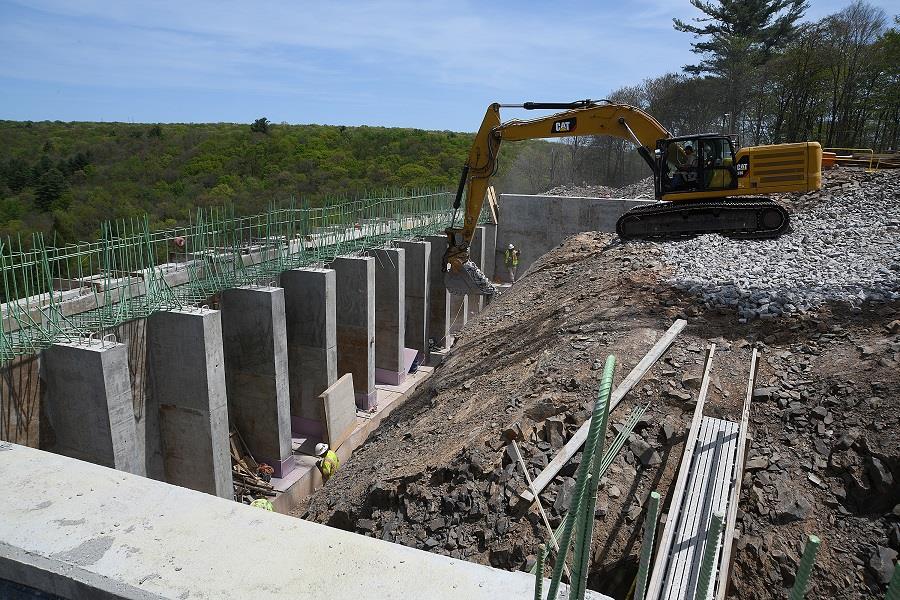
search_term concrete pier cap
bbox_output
[0,444,613,599]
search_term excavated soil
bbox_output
[297,169,899,599]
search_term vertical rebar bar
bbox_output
[885,562,900,600]
[570,354,615,600]
[534,543,547,600]
[634,491,661,600]
[546,355,616,600]
[694,511,724,600]
[789,535,821,600]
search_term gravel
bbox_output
[545,177,654,199]
[658,168,900,321]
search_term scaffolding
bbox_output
[1,189,475,364]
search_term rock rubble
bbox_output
[659,169,900,321]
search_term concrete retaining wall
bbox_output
[494,194,656,280]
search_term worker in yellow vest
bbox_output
[504,243,520,283]
[315,443,340,481]
[250,497,273,511]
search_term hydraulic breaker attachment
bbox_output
[443,228,495,296]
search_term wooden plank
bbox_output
[519,319,687,505]
[509,441,571,580]
[661,416,739,600]
[714,348,759,600]
[644,344,716,600]
[683,420,737,600]
[663,417,717,599]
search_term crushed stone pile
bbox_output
[544,177,654,199]
[658,168,900,322]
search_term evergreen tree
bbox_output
[674,0,807,133]
[250,117,270,134]
[35,168,68,211]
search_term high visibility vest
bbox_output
[505,248,519,267]
[250,498,273,511]
[319,450,340,480]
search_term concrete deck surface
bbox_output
[0,443,611,599]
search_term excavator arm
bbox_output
[444,100,670,295]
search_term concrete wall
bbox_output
[424,235,450,351]
[372,248,405,385]
[0,443,611,600]
[495,194,655,278]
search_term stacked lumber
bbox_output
[230,427,276,501]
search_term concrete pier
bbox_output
[281,268,338,437]
[467,225,486,318]
[41,340,143,475]
[424,234,451,351]
[372,247,406,385]
[329,256,376,410]
[147,308,232,499]
[220,286,293,478]
[449,293,468,335]
[393,240,431,361]
[481,222,498,283]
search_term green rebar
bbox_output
[570,355,616,600]
[886,562,900,600]
[694,511,724,600]
[789,534,821,600]
[634,491,661,600]
[546,355,616,600]
[534,544,547,600]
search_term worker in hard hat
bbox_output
[315,443,340,482]
[504,243,520,283]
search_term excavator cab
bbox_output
[656,135,738,199]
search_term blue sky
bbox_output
[0,0,895,131]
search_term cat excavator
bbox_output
[444,99,822,296]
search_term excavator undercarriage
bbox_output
[615,198,790,240]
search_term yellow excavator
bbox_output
[443,99,822,296]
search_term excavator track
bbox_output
[615,197,790,240]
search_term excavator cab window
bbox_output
[701,137,738,191]
[658,136,737,195]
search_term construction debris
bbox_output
[230,427,276,502]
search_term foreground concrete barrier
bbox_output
[0,444,612,600]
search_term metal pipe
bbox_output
[789,535,821,600]
[634,491,661,600]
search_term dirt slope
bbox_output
[297,172,899,599]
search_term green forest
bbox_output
[0,120,491,244]
[0,0,896,242]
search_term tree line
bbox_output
[506,0,899,192]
